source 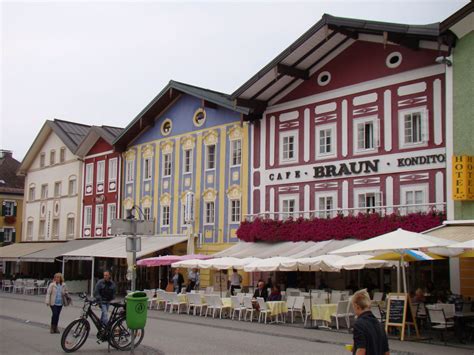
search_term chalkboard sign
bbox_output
[385,293,419,341]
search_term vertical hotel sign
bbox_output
[453,156,474,200]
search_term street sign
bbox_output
[126,236,141,252]
[110,219,155,236]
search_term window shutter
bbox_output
[12,229,16,243]
[13,201,17,217]
[422,109,429,142]
[375,192,383,207]
[358,194,366,208]
[0,229,4,243]
[376,119,381,147]
[1,201,5,216]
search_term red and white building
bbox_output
[233,15,453,219]
[76,126,123,238]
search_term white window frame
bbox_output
[163,153,172,177]
[68,177,77,196]
[96,205,104,227]
[3,227,14,243]
[398,106,429,149]
[60,147,66,163]
[29,185,36,201]
[26,220,34,240]
[126,160,134,183]
[84,206,92,227]
[229,199,241,224]
[39,220,46,239]
[54,181,62,198]
[41,184,48,199]
[183,149,193,174]
[108,158,118,184]
[279,194,299,220]
[161,205,170,227]
[143,207,151,221]
[66,216,75,238]
[230,140,242,167]
[315,123,337,159]
[40,153,45,168]
[85,163,94,186]
[50,150,56,165]
[315,191,338,218]
[400,184,428,214]
[279,130,298,164]
[3,201,15,216]
[353,116,380,154]
[143,157,152,181]
[204,201,215,225]
[97,160,105,185]
[107,203,117,226]
[354,187,383,213]
[52,219,59,239]
[206,144,216,171]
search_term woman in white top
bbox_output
[230,269,242,295]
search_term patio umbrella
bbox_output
[283,255,343,272]
[243,257,297,272]
[137,254,211,267]
[448,239,474,258]
[171,258,207,268]
[200,257,260,270]
[334,254,389,270]
[373,250,444,262]
[329,228,452,292]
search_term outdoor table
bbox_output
[221,297,232,308]
[312,303,337,324]
[266,301,288,323]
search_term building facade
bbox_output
[232,16,450,220]
[18,120,90,241]
[114,81,250,256]
[75,126,123,238]
[0,150,24,247]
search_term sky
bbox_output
[1,0,469,161]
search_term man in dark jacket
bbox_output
[253,280,268,301]
[352,289,390,355]
[94,270,117,325]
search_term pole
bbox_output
[62,258,65,277]
[91,257,95,297]
[397,259,401,293]
[130,219,137,355]
[401,254,407,293]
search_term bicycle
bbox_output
[61,293,144,353]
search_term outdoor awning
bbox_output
[62,236,187,260]
[0,242,64,262]
[213,239,359,259]
[20,239,106,262]
[424,222,474,243]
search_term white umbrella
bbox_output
[205,257,260,270]
[289,255,344,272]
[334,255,388,270]
[329,229,453,292]
[448,240,474,249]
[171,258,203,268]
[244,257,297,272]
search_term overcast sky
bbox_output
[1,0,468,161]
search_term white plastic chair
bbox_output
[187,293,198,315]
[288,296,304,323]
[243,296,255,322]
[213,296,231,319]
[303,298,313,326]
[13,280,24,294]
[23,280,37,295]
[2,280,13,292]
[330,292,342,304]
[231,296,246,320]
[36,280,48,294]
[204,295,215,318]
[257,298,271,324]
[169,292,187,314]
[372,292,384,302]
[331,300,349,330]
[427,307,455,345]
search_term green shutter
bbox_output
[0,202,4,216]
[0,229,4,243]
[13,202,17,217]
[12,229,16,243]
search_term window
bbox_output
[67,216,75,238]
[280,195,298,220]
[354,117,378,153]
[39,220,46,239]
[84,206,92,227]
[40,153,45,168]
[96,205,104,226]
[230,199,241,223]
[144,158,152,180]
[143,207,151,221]
[3,228,14,243]
[163,153,172,176]
[54,181,61,197]
[85,163,94,185]
[161,119,172,136]
[108,158,117,182]
[29,185,36,201]
[161,205,170,227]
[356,190,382,213]
[41,184,48,199]
[206,145,216,170]
[204,202,215,224]
[68,177,77,195]
[193,108,206,127]
[50,150,56,165]
[27,220,33,240]
[399,108,428,148]
[3,201,15,216]
[280,131,298,163]
[316,123,336,159]
[107,204,117,226]
[231,140,242,166]
[126,160,134,183]
[97,161,105,184]
[60,148,66,163]
[316,192,337,218]
[52,219,59,239]
[183,149,192,174]
[401,185,427,214]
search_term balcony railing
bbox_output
[244,202,446,222]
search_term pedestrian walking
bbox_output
[229,269,242,295]
[94,270,116,325]
[351,289,390,355]
[171,269,184,293]
[186,268,199,292]
[45,273,70,334]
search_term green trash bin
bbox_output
[126,291,148,329]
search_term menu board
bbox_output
[385,293,419,341]
[387,296,405,324]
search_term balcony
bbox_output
[238,202,446,243]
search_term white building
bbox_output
[18,119,91,241]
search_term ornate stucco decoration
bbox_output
[180,190,193,204]
[160,193,171,206]
[202,188,218,202]
[123,197,134,210]
[142,144,154,159]
[180,135,196,150]
[227,125,243,141]
[226,184,242,199]
[141,195,152,208]
[124,149,136,161]
[160,140,174,154]
[203,130,219,146]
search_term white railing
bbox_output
[244,202,446,222]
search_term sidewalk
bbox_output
[1,292,472,355]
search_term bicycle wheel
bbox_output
[109,316,144,351]
[61,318,90,353]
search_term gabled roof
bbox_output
[75,125,124,157]
[0,151,24,194]
[113,80,250,151]
[441,2,474,39]
[18,119,91,174]
[231,13,454,115]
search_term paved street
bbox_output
[0,294,473,355]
